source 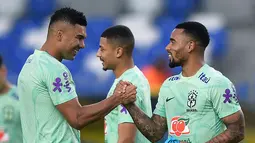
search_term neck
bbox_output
[0,82,11,95]
[182,55,205,77]
[41,41,62,62]
[113,58,135,78]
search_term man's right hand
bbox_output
[113,80,137,104]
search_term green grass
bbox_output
[80,121,255,143]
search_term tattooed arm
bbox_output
[206,110,245,143]
[124,103,167,142]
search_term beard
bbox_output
[102,67,108,71]
[101,59,108,71]
[168,57,181,68]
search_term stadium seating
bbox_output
[0,0,230,98]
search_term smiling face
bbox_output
[96,37,119,71]
[59,24,87,60]
[0,64,7,91]
[165,28,194,68]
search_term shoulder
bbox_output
[162,74,181,87]
[122,66,149,85]
[196,65,232,87]
[37,56,70,77]
[207,67,233,87]
[9,86,20,101]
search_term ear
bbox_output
[0,65,7,76]
[187,41,195,53]
[116,47,124,58]
[56,30,63,42]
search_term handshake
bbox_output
[112,80,137,105]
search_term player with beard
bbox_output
[121,21,245,143]
[97,25,152,143]
[17,8,137,143]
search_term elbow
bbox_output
[73,124,83,130]
[69,121,83,130]
[68,111,84,130]
[150,131,165,142]
[236,125,245,142]
[150,137,162,143]
[237,131,245,142]
[118,138,135,143]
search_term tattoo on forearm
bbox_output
[124,103,167,142]
[206,111,245,143]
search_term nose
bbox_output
[80,40,85,49]
[96,49,101,57]
[165,43,171,51]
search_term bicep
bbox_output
[221,110,245,130]
[56,98,82,129]
[118,123,137,143]
[221,110,245,141]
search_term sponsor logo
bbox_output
[63,72,71,92]
[223,89,232,103]
[170,116,190,137]
[52,72,72,93]
[223,87,239,104]
[231,84,239,103]
[104,120,107,134]
[165,136,180,143]
[169,76,180,81]
[0,128,9,142]
[53,77,62,92]
[198,72,210,84]
[25,58,33,63]
[165,137,192,143]
[120,105,128,114]
[11,93,19,100]
[166,97,175,102]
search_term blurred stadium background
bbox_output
[0,0,255,142]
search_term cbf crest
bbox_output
[2,105,15,122]
[187,90,198,108]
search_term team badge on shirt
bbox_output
[186,90,198,112]
[3,105,14,122]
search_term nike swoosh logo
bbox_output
[166,97,175,102]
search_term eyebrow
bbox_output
[170,38,176,42]
[76,34,86,39]
[99,45,104,48]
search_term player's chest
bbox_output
[164,86,210,115]
[0,103,19,125]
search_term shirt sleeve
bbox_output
[153,82,167,118]
[44,65,78,105]
[210,78,241,118]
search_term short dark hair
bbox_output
[175,21,210,50]
[0,55,3,67]
[49,7,87,27]
[101,25,135,56]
